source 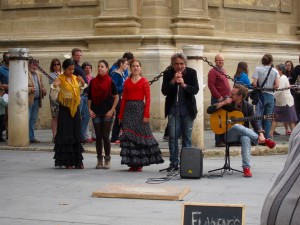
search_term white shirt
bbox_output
[273,75,294,107]
[252,65,280,95]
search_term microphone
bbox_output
[176,83,179,104]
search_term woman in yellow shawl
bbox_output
[52,58,87,169]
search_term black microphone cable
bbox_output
[146,169,181,184]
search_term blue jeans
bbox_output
[255,99,263,128]
[258,93,274,138]
[226,124,258,168]
[110,96,121,141]
[79,95,90,140]
[168,113,194,166]
[29,99,39,141]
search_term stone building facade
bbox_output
[0,0,299,130]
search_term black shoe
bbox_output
[167,165,179,172]
[173,165,179,171]
[273,131,281,136]
[166,165,174,172]
[30,139,40,143]
[215,142,226,147]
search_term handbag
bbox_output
[50,84,60,102]
[249,66,273,105]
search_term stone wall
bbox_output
[0,0,299,130]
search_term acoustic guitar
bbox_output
[210,109,276,134]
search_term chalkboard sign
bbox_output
[182,202,245,225]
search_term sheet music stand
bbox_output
[208,111,243,177]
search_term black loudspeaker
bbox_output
[180,147,203,179]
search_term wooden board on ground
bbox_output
[182,202,245,225]
[92,184,190,201]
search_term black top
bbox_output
[161,67,199,120]
[74,62,88,94]
[207,100,263,133]
[88,80,117,116]
[291,65,300,85]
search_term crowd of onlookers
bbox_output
[208,53,300,147]
[0,49,164,171]
[207,53,300,178]
[0,50,299,172]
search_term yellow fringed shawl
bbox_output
[57,74,81,117]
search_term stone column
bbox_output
[94,0,141,35]
[170,0,214,36]
[182,45,204,149]
[8,48,29,147]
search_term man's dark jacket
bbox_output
[161,67,199,119]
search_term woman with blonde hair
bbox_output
[49,58,61,142]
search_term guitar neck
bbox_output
[232,115,264,123]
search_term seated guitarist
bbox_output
[207,84,276,177]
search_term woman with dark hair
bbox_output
[252,54,280,138]
[234,62,251,88]
[119,59,164,172]
[285,60,294,83]
[284,60,295,135]
[51,58,87,169]
[88,60,119,169]
[270,64,297,137]
[110,58,128,144]
[49,58,61,141]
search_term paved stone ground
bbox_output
[0,127,291,225]
[0,150,287,225]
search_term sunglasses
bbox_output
[53,64,60,66]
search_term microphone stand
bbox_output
[208,111,243,176]
[160,83,180,173]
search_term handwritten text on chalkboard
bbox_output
[182,203,245,225]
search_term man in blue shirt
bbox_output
[0,52,9,140]
[0,52,9,92]
[71,48,91,144]
[109,52,134,78]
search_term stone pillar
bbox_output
[182,45,204,149]
[8,48,29,147]
[140,0,171,34]
[170,0,214,36]
[94,0,141,35]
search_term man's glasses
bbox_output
[53,64,60,66]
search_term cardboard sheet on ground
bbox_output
[92,184,190,201]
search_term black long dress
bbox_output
[53,105,84,168]
[119,100,164,167]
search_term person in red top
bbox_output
[208,54,231,147]
[119,59,164,172]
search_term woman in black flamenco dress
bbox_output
[51,59,87,169]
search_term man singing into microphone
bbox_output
[161,53,199,172]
